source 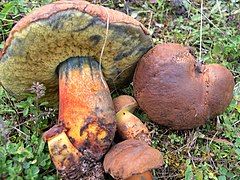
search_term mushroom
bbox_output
[106,95,156,179]
[103,139,164,180]
[113,95,138,113]
[113,95,150,143]
[125,171,153,180]
[133,43,234,130]
[0,0,152,178]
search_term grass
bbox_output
[0,0,239,179]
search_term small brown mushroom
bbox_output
[111,95,155,179]
[125,171,153,180]
[133,43,234,129]
[103,139,164,180]
[113,95,150,143]
[113,95,138,113]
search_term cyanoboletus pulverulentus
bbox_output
[0,0,153,178]
[133,43,234,130]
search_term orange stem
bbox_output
[43,57,116,173]
[58,56,116,160]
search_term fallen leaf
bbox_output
[204,137,234,146]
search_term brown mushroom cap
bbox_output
[125,171,153,180]
[113,95,138,113]
[133,43,234,129]
[103,139,164,179]
[0,0,152,106]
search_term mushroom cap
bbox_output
[125,171,153,180]
[103,139,164,179]
[0,0,152,106]
[113,95,138,113]
[133,43,234,129]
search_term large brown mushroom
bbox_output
[133,43,234,130]
[103,139,164,180]
[0,0,152,178]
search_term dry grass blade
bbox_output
[99,6,110,88]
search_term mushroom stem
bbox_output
[116,110,150,143]
[112,95,150,143]
[43,127,82,170]
[58,57,116,158]
[44,57,116,177]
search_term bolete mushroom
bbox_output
[113,95,138,113]
[113,95,150,143]
[0,0,152,178]
[125,171,153,180]
[103,139,164,180]
[108,95,156,179]
[133,43,234,130]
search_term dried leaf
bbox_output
[204,137,234,146]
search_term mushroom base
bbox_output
[58,150,105,180]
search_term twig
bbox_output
[187,151,196,168]
[113,64,134,82]
[124,0,130,15]
[209,131,218,146]
[232,120,240,126]
[10,118,35,127]
[216,0,223,17]
[148,11,153,30]
[9,126,29,139]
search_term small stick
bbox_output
[196,0,204,73]
[195,61,202,73]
